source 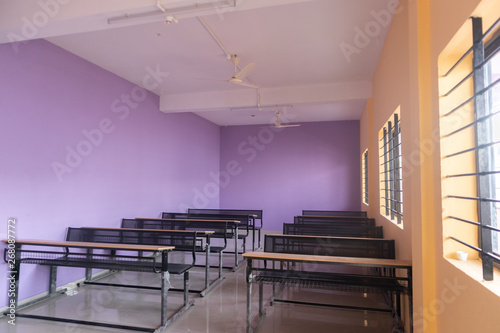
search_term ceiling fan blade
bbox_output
[235,63,255,80]
[236,81,259,89]
[194,77,228,82]
[276,124,301,128]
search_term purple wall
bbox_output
[219,121,361,231]
[0,40,220,306]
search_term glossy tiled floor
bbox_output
[0,254,399,333]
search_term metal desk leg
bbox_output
[234,225,239,269]
[246,259,253,333]
[252,217,256,251]
[205,239,211,291]
[49,266,57,295]
[160,271,170,327]
[258,229,261,248]
[85,248,93,281]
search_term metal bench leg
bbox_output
[219,251,223,278]
[184,271,190,307]
[259,281,264,316]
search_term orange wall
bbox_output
[360,0,500,332]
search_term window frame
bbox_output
[379,111,403,226]
[362,149,369,205]
[439,16,500,281]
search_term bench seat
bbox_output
[254,270,407,293]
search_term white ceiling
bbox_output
[1,0,396,126]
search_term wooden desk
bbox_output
[137,217,242,270]
[186,209,263,251]
[80,226,216,296]
[2,239,191,332]
[6,239,174,251]
[243,251,413,333]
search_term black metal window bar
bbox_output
[440,16,500,281]
[363,150,369,205]
[380,113,403,224]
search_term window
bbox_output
[379,110,403,226]
[439,16,500,281]
[362,149,369,205]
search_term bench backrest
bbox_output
[302,210,367,217]
[187,208,263,219]
[283,223,383,238]
[122,218,231,248]
[184,213,252,235]
[163,212,251,228]
[162,212,190,219]
[294,215,376,226]
[264,234,395,259]
[66,227,198,254]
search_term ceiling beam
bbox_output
[159,81,372,113]
[0,0,317,44]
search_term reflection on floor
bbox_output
[0,255,399,333]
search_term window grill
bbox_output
[363,150,369,205]
[440,16,500,281]
[379,113,403,225]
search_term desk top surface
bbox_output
[243,251,411,268]
[81,227,214,235]
[3,239,175,251]
[136,217,240,223]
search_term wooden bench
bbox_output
[283,223,384,238]
[187,209,263,250]
[294,215,376,226]
[243,251,412,333]
[3,239,190,333]
[66,227,215,296]
[302,210,368,217]
[126,217,242,271]
[242,234,410,333]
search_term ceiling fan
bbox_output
[273,109,301,128]
[197,54,259,89]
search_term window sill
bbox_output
[446,257,500,296]
[380,213,404,229]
